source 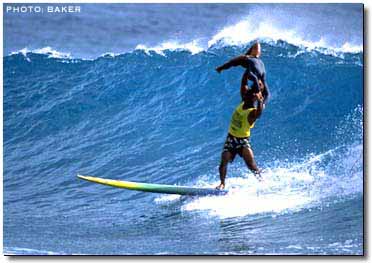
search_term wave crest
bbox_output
[208,17,362,54]
[135,40,204,55]
[10,46,72,59]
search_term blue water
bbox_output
[3,3,363,255]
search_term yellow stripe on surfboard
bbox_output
[77,174,140,189]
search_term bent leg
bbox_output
[241,147,259,172]
[241,147,263,181]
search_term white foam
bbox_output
[9,36,362,62]
[208,17,362,54]
[10,46,72,59]
[180,136,362,219]
[133,19,362,58]
[181,168,315,219]
[10,48,32,62]
[135,40,204,56]
[100,52,121,58]
[4,247,59,255]
[154,194,181,204]
[183,190,311,219]
[8,18,362,61]
[10,47,30,56]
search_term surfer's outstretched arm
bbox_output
[216,55,247,73]
[216,56,262,95]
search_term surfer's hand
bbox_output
[216,183,225,190]
[258,80,264,91]
[216,66,223,73]
[254,92,264,102]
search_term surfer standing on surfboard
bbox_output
[216,42,270,108]
[216,78,264,190]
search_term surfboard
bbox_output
[77,174,228,196]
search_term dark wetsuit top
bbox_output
[219,55,270,104]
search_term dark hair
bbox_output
[245,42,260,56]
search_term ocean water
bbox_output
[3,3,363,255]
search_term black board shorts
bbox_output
[222,133,251,162]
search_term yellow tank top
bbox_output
[228,103,255,138]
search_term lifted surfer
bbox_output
[216,73,264,190]
[216,42,270,107]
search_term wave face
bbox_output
[4,41,363,255]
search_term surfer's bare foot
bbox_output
[216,183,225,190]
[254,170,263,182]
